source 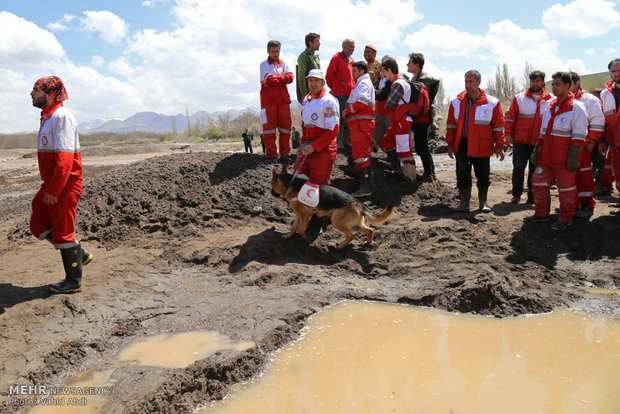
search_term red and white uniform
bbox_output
[382,75,415,163]
[343,73,375,170]
[573,88,605,209]
[30,103,83,249]
[260,57,293,158]
[446,89,505,157]
[600,81,620,203]
[505,89,553,145]
[293,88,340,185]
[532,93,588,222]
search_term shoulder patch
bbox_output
[325,106,334,118]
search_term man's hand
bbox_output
[567,145,582,172]
[585,141,595,153]
[530,144,540,167]
[496,146,505,161]
[43,193,58,205]
[302,143,316,156]
[599,142,608,156]
[448,146,454,159]
[505,135,513,148]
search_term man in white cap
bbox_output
[293,69,340,185]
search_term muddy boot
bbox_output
[478,187,491,213]
[80,243,93,266]
[386,149,403,176]
[403,161,417,182]
[304,215,323,242]
[352,167,373,198]
[49,244,82,294]
[452,186,471,212]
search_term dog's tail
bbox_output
[364,205,394,226]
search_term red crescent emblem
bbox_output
[306,188,315,197]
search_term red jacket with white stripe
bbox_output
[574,88,604,144]
[301,88,340,152]
[446,89,505,157]
[37,103,82,198]
[537,93,588,169]
[504,88,553,145]
[343,73,375,126]
[325,52,355,97]
[260,58,293,107]
[600,81,620,151]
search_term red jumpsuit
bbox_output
[260,57,293,158]
[532,94,588,222]
[600,81,620,206]
[382,75,415,163]
[573,88,605,210]
[293,88,340,185]
[30,103,83,248]
[343,72,375,170]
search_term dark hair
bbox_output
[408,53,425,70]
[608,58,620,69]
[568,71,580,83]
[464,70,481,82]
[267,40,281,50]
[352,61,368,73]
[551,71,571,86]
[381,58,398,75]
[305,33,320,48]
[529,70,545,81]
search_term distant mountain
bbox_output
[83,109,251,134]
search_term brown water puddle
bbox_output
[118,330,254,368]
[200,300,620,414]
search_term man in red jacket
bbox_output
[505,70,553,204]
[30,76,92,293]
[326,38,355,154]
[446,70,505,213]
[527,72,589,230]
[599,58,620,214]
[260,40,294,163]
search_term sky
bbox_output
[1,0,619,133]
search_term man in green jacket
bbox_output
[296,32,321,104]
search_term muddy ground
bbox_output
[0,144,619,413]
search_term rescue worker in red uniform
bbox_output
[380,58,417,182]
[504,70,553,204]
[343,61,376,197]
[29,76,92,293]
[260,40,294,163]
[293,69,340,185]
[568,71,605,218]
[527,72,589,230]
[600,58,620,214]
[446,70,505,213]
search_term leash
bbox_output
[291,146,308,181]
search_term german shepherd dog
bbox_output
[271,166,394,249]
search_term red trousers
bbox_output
[575,148,595,210]
[381,118,414,163]
[293,140,337,185]
[30,175,82,248]
[601,149,613,186]
[349,120,374,170]
[261,104,291,158]
[532,165,577,223]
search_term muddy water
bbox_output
[201,301,620,414]
[118,331,254,369]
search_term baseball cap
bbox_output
[306,69,325,80]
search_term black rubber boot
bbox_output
[80,243,93,266]
[386,149,403,176]
[478,186,491,213]
[49,244,82,293]
[452,186,471,212]
[352,167,373,198]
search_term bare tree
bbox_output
[185,108,191,137]
[486,63,519,109]
[522,61,534,90]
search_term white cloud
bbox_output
[142,0,168,6]
[404,24,483,57]
[80,10,129,43]
[542,0,620,38]
[46,14,75,32]
[91,55,105,66]
[0,12,65,70]
[585,48,596,56]
[605,47,618,54]
[108,57,137,77]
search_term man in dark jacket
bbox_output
[407,52,440,181]
[242,129,253,153]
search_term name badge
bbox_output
[297,182,320,208]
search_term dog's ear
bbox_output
[280,164,287,174]
[272,167,277,178]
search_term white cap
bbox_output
[306,69,325,80]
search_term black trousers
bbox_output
[455,138,490,189]
[412,123,435,175]
[511,143,534,196]
[244,142,253,153]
